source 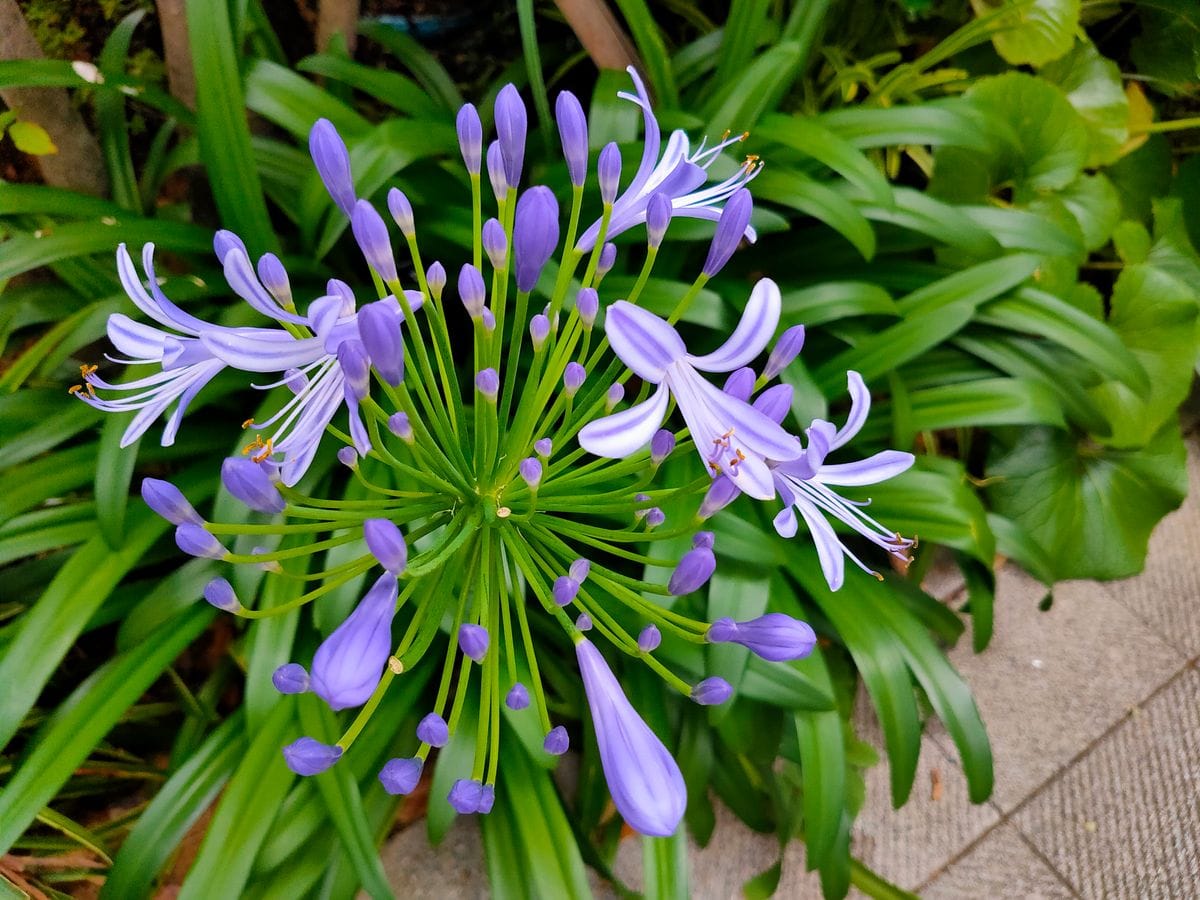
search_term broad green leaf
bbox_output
[95,10,144,211]
[296,54,442,118]
[755,169,875,259]
[758,114,893,207]
[971,0,1080,66]
[780,282,897,326]
[820,102,999,152]
[1040,41,1129,166]
[358,20,463,111]
[987,423,1188,580]
[877,376,1066,432]
[244,58,370,139]
[94,412,140,548]
[7,120,56,155]
[704,42,804,134]
[1024,173,1121,252]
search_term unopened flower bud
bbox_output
[379,757,423,795]
[668,544,716,595]
[283,737,343,775]
[596,242,617,280]
[357,300,404,387]
[388,412,414,442]
[534,437,552,458]
[458,624,489,662]
[309,119,355,216]
[486,140,507,201]
[203,577,240,612]
[763,325,806,380]
[417,712,450,747]
[723,367,755,402]
[505,683,530,710]
[459,264,486,317]
[703,188,753,277]
[222,457,285,514]
[519,457,543,488]
[456,103,482,175]
[494,84,528,188]
[257,253,292,308]
[481,308,495,331]
[707,614,817,662]
[142,478,203,526]
[598,142,621,205]
[693,531,715,550]
[564,362,586,397]
[337,447,358,468]
[699,476,740,519]
[426,261,447,300]
[556,91,588,187]
[530,314,550,349]
[576,288,599,329]
[638,625,662,652]
[514,187,560,293]
[272,662,309,694]
[691,676,733,706]
[645,508,665,529]
[387,188,415,238]
[544,725,570,755]
[575,613,593,631]
[646,192,672,249]
[650,430,675,465]
[449,778,484,814]
[476,368,499,400]
[569,558,590,583]
[553,575,579,607]
[351,200,397,283]
[176,524,226,560]
[364,518,407,575]
[482,217,507,270]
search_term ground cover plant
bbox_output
[0,0,1197,897]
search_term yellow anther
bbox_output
[68,384,82,395]
[707,460,722,474]
[242,434,272,461]
[736,449,746,461]
[873,571,885,582]
[739,131,750,141]
[242,418,255,429]
[720,129,731,141]
[80,363,98,378]
[85,383,96,398]
[251,438,274,463]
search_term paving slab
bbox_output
[1014,667,1200,899]
[920,823,1075,899]
[379,818,489,900]
[933,566,1186,810]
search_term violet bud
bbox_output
[553,575,579,607]
[563,362,586,397]
[142,478,202,526]
[556,91,588,187]
[576,639,687,837]
[311,573,399,710]
[387,188,415,238]
[448,778,484,814]
[481,308,496,332]
[638,625,662,653]
[645,508,665,529]
[513,186,560,292]
[597,142,621,205]
[576,288,599,329]
[326,278,356,314]
[459,264,486,317]
[519,457,543,489]
[257,253,292,308]
[569,558,590,583]
[213,230,247,265]
[703,188,753,277]
[337,446,358,468]
[482,217,507,270]
[544,725,570,755]
[337,340,371,402]
[456,102,483,175]
[283,737,343,776]
[203,577,241,612]
[475,368,499,401]
[478,784,496,814]
[309,118,356,216]
[699,476,740,519]
[458,624,489,662]
[426,261,447,300]
[505,683,530,710]
[379,757,422,795]
[176,524,226,560]
[357,300,403,386]
[494,84,528,188]
[351,200,397,283]
[650,430,675,466]
[723,367,755,402]
[529,314,550,349]
[221,457,285,515]
[693,531,715,550]
[605,382,625,412]
[596,242,617,280]
[534,437,552,458]
[692,676,733,706]
[763,325,806,380]
[668,545,716,595]
[486,140,507,200]
[364,518,407,575]
[272,662,309,694]
[634,494,652,519]
[417,712,450,747]
[575,613,593,631]
[646,192,672,249]
[388,411,414,442]
[706,613,817,662]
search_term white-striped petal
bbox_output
[817,451,914,487]
[830,371,870,450]
[604,301,685,383]
[199,329,327,373]
[687,278,780,373]
[578,382,669,459]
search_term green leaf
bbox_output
[358,20,463,111]
[704,42,804,134]
[7,120,57,155]
[754,169,875,259]
[95,10,145,211]
[780,281,897,326]
[971,0,1080,66]
[1026,173,1121,252]
[758,114,893,207]
[296,54,441,118]
[94,413,140,549]
[1039,41,1129,167]
[820,102,999,152]
[643,831,690,900]
[611,0,678,106]
[34,807,112,864]
[738,654,836,711]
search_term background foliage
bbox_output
[0,0,1197,897]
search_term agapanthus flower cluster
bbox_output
[76,69,914,838]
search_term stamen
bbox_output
[243,434,270,459]
[80,363,99,379]
[242,418,255,429]
[739,131,750,141]
[251,438,274,464]
[68,384,82,395]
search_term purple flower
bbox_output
[576,639,686,837]
[598,142,621,204]
[553,575,579,607]
[459,263,487,317]
[519,457,543,488]
[646,192,671,249]
[310,573,399,711]
[563,362,586,397]
[486,140,507,200]
[650,429,675,465]
[668,544,715,595]
[221,456,285,514]
[513,187,560,292]
[556,91,588,187]
[456,103,482,175]
[449,778,485,814]
[569,558,590,582]
[426,261,447,299]
[203,577,240,612]
[379,757,423,795]
[388,412,413,441]
[578,279,798,500]
[283,737,343,776]
[534,437,552,458]
[703,188,752,277]
[176,524,226,560]
[337,446,358,468]
[364,518,407,575]
[763,325,805,380]
[257,253,292,308]
[309,119,355,216]
[597,242,617,280]
[478,784,496,814]
[638,624,661,652]
[707,613,817,662]
[506,683,530,710]
[692,531,714,549]
[645,507,665,528]
[606,382,625,411]
[530,314,550,349]
[722,367,755,402]
[351,200,397,283]
[575,613,593,631]
[482,217,507,270]
[576,288,599,328]
[692,676,733,706]
[357,299,404,387]
[458,624,489,662]
[543,725,569,755]
[142,478,202,526]
[494,84,528,188]
[699,475,740,519]
[476,368,499,400]
[213,230,246,264]
[272,662,310,694]
[387,188,415,238]
[417,712,450,747]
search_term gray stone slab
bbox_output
[921,823,1075,899]
[378,818,489,900]
[1104,439,1200,658]
[933,566,1185,810]
[1015,668,1200,900]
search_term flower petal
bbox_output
[684,370,801,462]
[604,301,685,382]
[818,450,915,486]
[687,278,780,373]
[199,329,327,373]
[578,382,669,458]
[752,383,794,425]
[795,499,845,591]
[107,313,167,361]
[830,371,870,450]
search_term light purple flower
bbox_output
[310,573,399,711]
[426,261,446,299]
[668,543,715,595]
[456,103,482,175]
[283,737,343,775]
[645,507,665,528]
[272,662,310,694]
[478,784,496,814]
[646,192,671,249]
[482,217,507,270]
[650,429,675,465]
[364,518,407,575]
[596,242,617,280]
[606,382,624,411]
[387,188,415,238]
[534,437,552,458]
[598,142,621,204]
[417,712,450,747]
[459,263,487,317]
[486,140,507,200]
[544,725,569,755]
[351,200,397,283]
[569,558,590,582]
[513,187,559,292]
[337,446,358,468]
[530,314,550,348]
[458,624,489,662]
[203,577,240,612]
[563,362,586,397]
[638,625,661,652]
[722,367,755,402]
[519,457,543,488]
[449,778,485,814]
[707,613,817,662]
[379,757,422,795]
[763,325,806,380]
[176,524,226,560]
[553,575,579,607]
[576,68,760,252]
[576,613,593,631]
[388,411,413,441]
[702,188,753,277]
[576,639,686,837]
[578,279,798,500]
[257,253,292,308]
[505,683,530,710]
[576,288,599,328]
[494,84,528,188]
[476,368,499,400]
[141,478,202,526]
[357,299,405,387]
[213,230,246,264]
[221,456,285,514]
[309,119,355,216]
[556,91,588,187]
[691,676,733,706]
